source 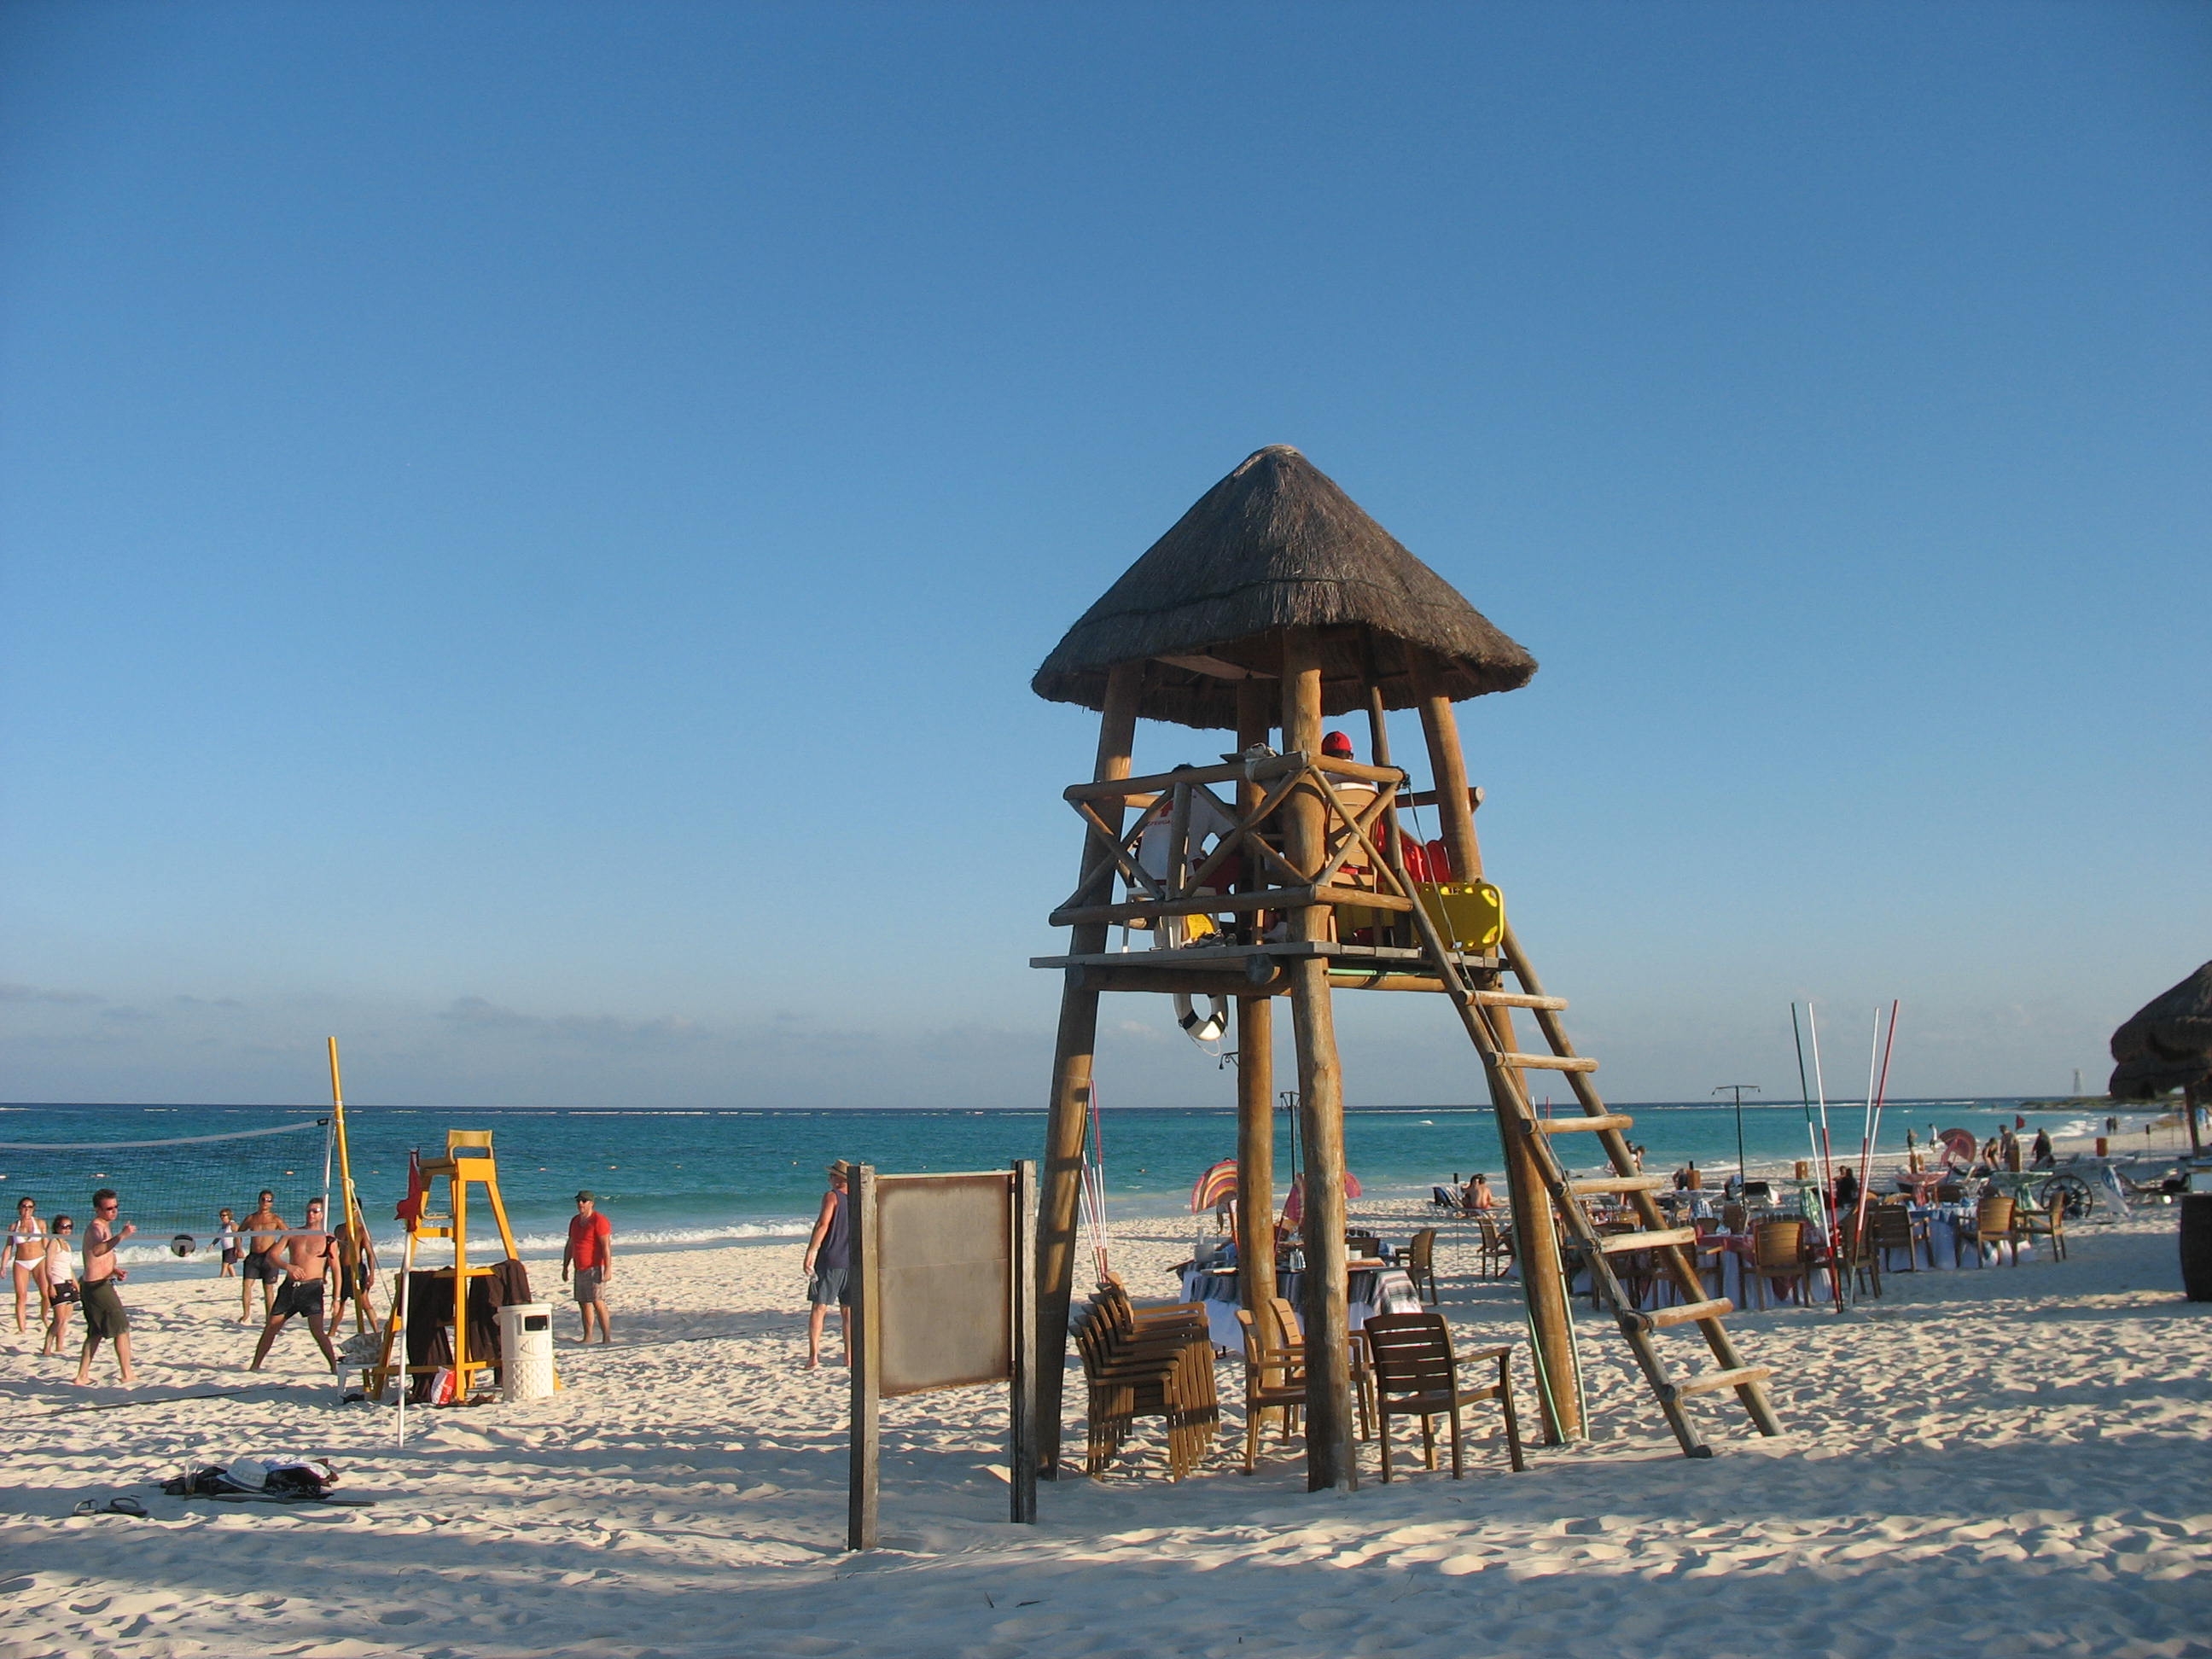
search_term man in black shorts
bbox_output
[249,1196,339,1373]
[74,1188,137,1386]
[239,1190,286,1322]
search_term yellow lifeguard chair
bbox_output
[365,1131,540,1403]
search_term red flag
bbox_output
[396,1150,426,1225]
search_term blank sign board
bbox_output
[849,1161,1037,1550]
[876,1174,1011,1396]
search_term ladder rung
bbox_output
[1567,1174,1669,1196]
[1495,1053,1598,1072]
[1533,1114,1633,1134]
[1596,1227,1698,1254]
[1470,991,1568,1010]
[1671,1365,1773,1399]
[1643,1297,1735,1329]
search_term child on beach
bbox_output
[214,1210,240,1278]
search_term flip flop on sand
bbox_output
[106,1497,148,1516]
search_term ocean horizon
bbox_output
[0,1097,2169,1278]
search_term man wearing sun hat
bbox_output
[802,1161,853,1370]
[562,1190,614,1344]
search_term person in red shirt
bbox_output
[562,1190,614,1344]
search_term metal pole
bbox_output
[1714,1085,1760,1187]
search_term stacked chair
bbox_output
[1070,1281,1219,1480]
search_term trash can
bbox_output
[2180,1196,2212,1303]
[498,1302,557,1401]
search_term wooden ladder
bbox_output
[1396,890,1784,1457]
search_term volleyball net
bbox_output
[0,1118,334,1267]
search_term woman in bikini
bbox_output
[41,1215,78,1357]
[7,1196,48,1335]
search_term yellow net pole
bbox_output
[328,1039,368,1337]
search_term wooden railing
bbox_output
[1048,750,1418,932]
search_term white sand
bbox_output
[3,1202,2208,1659]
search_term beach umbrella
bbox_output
[1935,1128,1976,1167]
[1280,1170,1361,1230]
[1189,1158,1240,1215]
[2109,961,2212,1155]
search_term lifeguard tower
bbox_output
[365,1131,535,1404]
[1029,446,1780,1489]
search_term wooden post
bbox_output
[847,1164,881,1550]
[1009,1159,1039,1524]
[1415,676,1484,880]
[1034,661,1143,1478]
[1280,627,1357,1492]
[1414,671,1580,1442]
[1235,680,1276,1317]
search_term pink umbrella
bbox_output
[1279,1171,1361,1230]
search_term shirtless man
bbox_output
[73,1188,137,1386]
[249,1196,339,1373]
[239,1190,286,1322]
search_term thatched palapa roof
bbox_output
[1033,445,1535,730]
[2109,960,2212,1100]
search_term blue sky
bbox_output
[3,3,2206,1110]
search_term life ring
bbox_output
[1174,992,1230,1045]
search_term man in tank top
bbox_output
[802,1162,853,1369]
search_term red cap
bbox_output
[1321,731,1354,758]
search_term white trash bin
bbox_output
[498,1302,557,1402]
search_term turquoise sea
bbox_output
[0,1097,2151,1276]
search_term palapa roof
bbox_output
[1033,445,1536,730]
[2108,960,2212,1100]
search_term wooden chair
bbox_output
[1266,1295,1375,1441]
[1361,1312,1525,1481]
[1392,1228,1441,1303]
[2012,1194,2067,1261]
[1870,1202,1927,1272]
[1072,1289,1219,1479]
[1749,1219,1812,1309]
[1234,1305,1308,1473]
[1474,1214,1515,1280]
[1970,1196,2019,1266]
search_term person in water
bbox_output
[802,1162,853,1370]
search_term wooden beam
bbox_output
[1063,963,1457,997]
[1412,671,1485,883]
[1047,884,1413,929]
[1034,661,1140,1478]
[1236,678,1276,1323]
[1280,627,1356,1493]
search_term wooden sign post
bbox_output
[848,1161,1038,1551]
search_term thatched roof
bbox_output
[1033,445,1536,729]
[2109,961,2212,1100]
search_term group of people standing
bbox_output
[3,1185,382,1386]
[5,1189,138,1384]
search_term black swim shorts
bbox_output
[242,1249,282,1283]
[272,1277,326,1321]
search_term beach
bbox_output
[1,1197,2207,1658]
